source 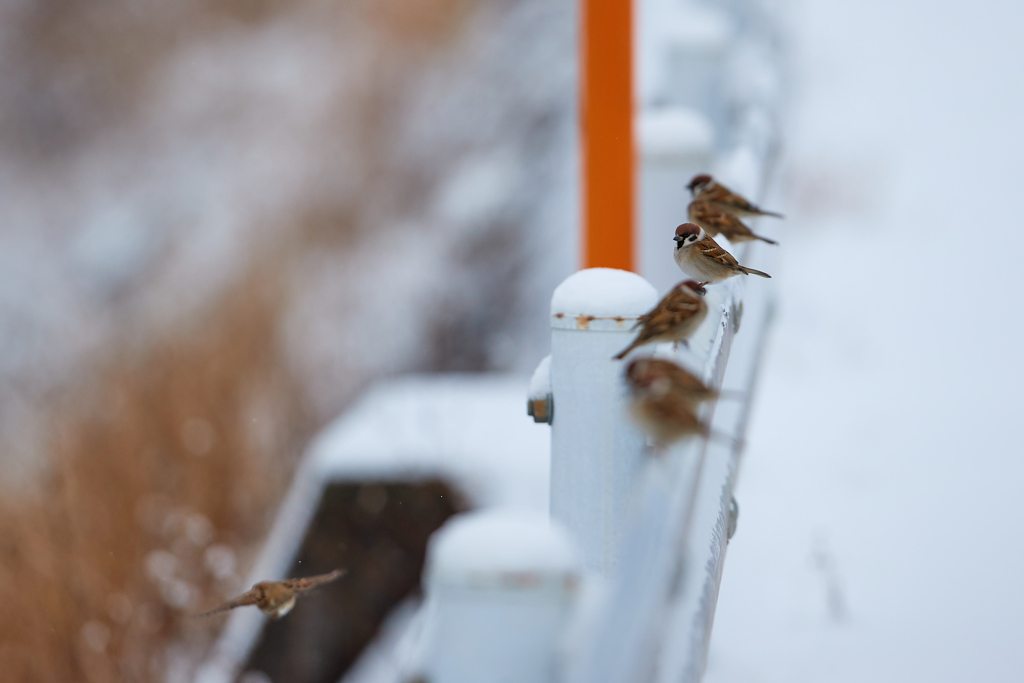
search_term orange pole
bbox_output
[580,0,634,271]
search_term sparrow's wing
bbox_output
[642,391,709,438]
[635,296,701,341]
[662,297,703,325]
[696,237,741,269]
[193,589,260,618]
[690,202,754,238]
[281,569,346,594]
[632,308,654,330]
[664,363,717,399]
[701,183,757,212]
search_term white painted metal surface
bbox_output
[548,268,657,575]
[655,236,776,683]
[419,510,581,683]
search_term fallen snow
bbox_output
[550,268,658,319]
[704,1,1024,682]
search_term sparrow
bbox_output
[613,280,708,360]
[194,569,346,619]
[687,174,784,219]
[688,199,777,245]
[624,358,713,446]
[673,223,771,284]
[625,357,718,407]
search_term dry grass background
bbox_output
[0,0,570,680]
[0,266,308,682]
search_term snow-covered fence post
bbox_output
[548,268,658,574]
[418,510,581,683]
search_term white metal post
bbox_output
[418,510,581,683]
[548,268,658,575]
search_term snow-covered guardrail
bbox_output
[422,206,774,683]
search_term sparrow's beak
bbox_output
[673,235,683,244]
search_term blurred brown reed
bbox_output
[0,267,310,682]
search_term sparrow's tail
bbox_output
[757,209,785,219]
[646,427,737,454]
[754,234,778,245]
[739,266,772,278]
[613,339,640,360]
[191,604,235,619]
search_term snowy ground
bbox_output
[704,1,1024,681]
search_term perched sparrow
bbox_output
[613,280,708,360]
[673,223,771,284]
[688,199,777,245]
[624,358,713,446]
[687,174,784,219]
[194,569,346,619]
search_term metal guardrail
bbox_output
[417,129,778,683]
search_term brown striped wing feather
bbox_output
[700,183,758,213]
[689,201,757,241]
[193,589,260,618]
[281,568,346,594]
[695,236,740,270]
[640,391,709,443]
[638,296,702,340]
[661,362,716,400]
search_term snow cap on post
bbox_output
[528,355,553,401]
[425,509,579,588]
[551,268,657,331]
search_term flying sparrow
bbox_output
[194,568,346,619]
[613,280,708,360]
[688,199,777,245]
[624,358,713,446]
[673,223,771,284]
[687,174,784,219]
